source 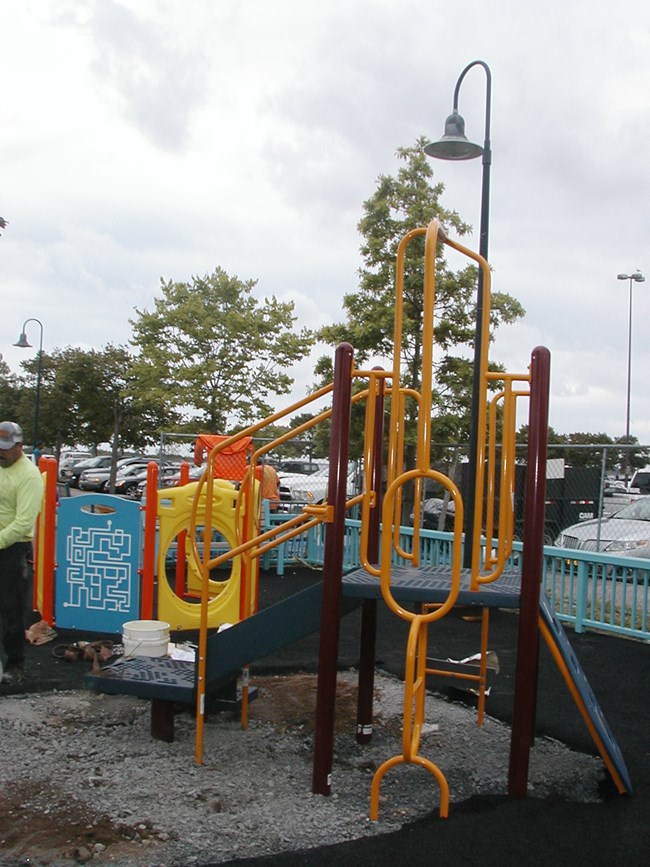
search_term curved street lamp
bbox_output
[14,318,45,449]
[617,271,645,477]
[424,60,492,569]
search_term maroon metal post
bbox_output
[508,346,551,797]
[312,343,354,795]
[356,370,385,744]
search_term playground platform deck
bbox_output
[341,565,521,607]
[82,566,522,743]
[83,565,520,709]
[83,579,361,740]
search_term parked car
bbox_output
[59,455,112,487]
[58,450,92,471]
[278,459,328,475]
[278,461,358,506]
[78,456,148,492]
[603,479,628,497]
[628,467,650,496]
[137,464,204,500]
[114,463,181,498]
[554,496,650,557]
[410,497,457,531]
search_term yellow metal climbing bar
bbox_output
[476,371,530,586]
[370,614,451,820]
[371,218,498,818]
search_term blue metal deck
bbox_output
[342,565,522,608]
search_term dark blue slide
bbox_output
[538,594,633,794]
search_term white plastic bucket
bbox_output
[122,620,170,658]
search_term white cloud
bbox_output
[1,0,650,445]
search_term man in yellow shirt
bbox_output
[0,421,44,684]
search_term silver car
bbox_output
[555,496,650,557]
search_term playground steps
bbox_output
[84,580,362,741]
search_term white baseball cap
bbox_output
[0,421,24,450]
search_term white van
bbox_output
[628,467,650,496]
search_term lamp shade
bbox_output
[13,332,32,348]
[618,272,645,283]
[424,112,484,161]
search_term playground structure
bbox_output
[33,443,263,635]
[37,218,631,818]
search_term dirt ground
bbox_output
[0,786,152,866]
[0,674,366,866]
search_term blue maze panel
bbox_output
[55,495,143,632]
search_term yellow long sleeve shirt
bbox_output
[0,455,44,549]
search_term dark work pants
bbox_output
[0,542,31,669]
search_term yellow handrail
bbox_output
[380,468,464,624]
[476,371,530,585]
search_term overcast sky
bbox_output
[1,0,649,442]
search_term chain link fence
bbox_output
[425,442,650,552]
[159,432,650,555]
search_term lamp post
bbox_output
[14,318,44,449]
[424,60,492,569]
[617,271,645,478]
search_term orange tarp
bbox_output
[194,434,252,481]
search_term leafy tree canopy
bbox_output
[0,357,21,424]
[516,427,650,471]
[130,268,314,432]
[317,139,525,444]
[18,345,176,455]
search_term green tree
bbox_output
[0,357,21,424]
[17,351,76,453]
[318,139,525,450]
[19,346,176,465]
[516,427,650,476]
[562,432,614,469]
[612,435,649,476]
[516,425,567,447]
[130,268,314,432]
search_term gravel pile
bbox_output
[0,671,605,866]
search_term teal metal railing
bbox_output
[262,514,650,641]
[543,547,650,639]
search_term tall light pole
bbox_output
[424,60,492,569]
[617,271,644,477]
[14,318,44,448]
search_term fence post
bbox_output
[575,560,588,633]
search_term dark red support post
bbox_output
[356,370,385,744]
[312,342,354,795]
[508,346,551,796]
